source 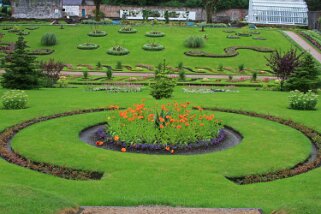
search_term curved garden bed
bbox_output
[0,107,120,181]
[29,48,54,55]
[184,46,274,58]
[201,107,321,185]
[88,31,107,37]
[77,43,99,50]
[142,43,165,51]
[145,31,165,37]
[118,27,137,34]
[107,46,130,56]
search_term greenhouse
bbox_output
[247,0,309,26]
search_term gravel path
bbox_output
[283,31,321,63]
[80,206,262,214]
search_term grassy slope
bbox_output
[1,25,292,71]
[0,87,321,213]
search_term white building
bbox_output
[247,0,308,26]
[63,0,82,16]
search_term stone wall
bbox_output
[12,0,63,19]
[81,5,247,22]
[309,11,321,30]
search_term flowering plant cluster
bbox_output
[289,90,318,110]
[1,90,28,109]
[95,102,224,153]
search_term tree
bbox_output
[93,0,103,21]
[1,36,40,90]
[40,59,64,87]
[150,60,176,100]
[285,54,321,92]
[265,48,303,91]
[202,0,220,23]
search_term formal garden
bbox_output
[0,19,321,214]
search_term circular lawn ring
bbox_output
[118,29,137,34]
[142,44,165,51]
[145,32,165,37]
[77,43,99,50]
[88,31,107,37]
[107,47,130,56]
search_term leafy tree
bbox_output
[265,48,303,91]
[93,0,103,21]
[150,60,176,100]
[106,67,113,79]
[285,54,321,92]
[40,59,64,87]
[202,0,220,23]
[1,36,40,90]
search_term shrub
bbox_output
[142,42,165,51]
[289,90,318,110]
[252,72,257,81]
[1,90,28,109]
[150,60,176,100]
[238,64,245,72]
[96,61,101,69]
[228,75,233,81]
[106,67,112,79]
[184,36,205,48]
[218,64,223,71]
[57,76,68,88]
[83,70,88,79]
[40,59,64,87]
[41,33,57,46]
[116,61,122,70]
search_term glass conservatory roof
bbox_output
[251,0,308,9]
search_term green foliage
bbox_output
[252,72,257,81]
[289,90,319,110]
[96,61,102,68]
[228,75,233,81]
[218,64,223,71]
[57,76,68,88]
[285,54,321,92]
[150,60,176,100]
[1,90,28,109]
[178,62,185,81]
[116,61,122,70]
[238,64,245,72]
[41,33,57,46]
[106,67,112,79]
[83,70,88,79]
[184,36,205,48]
[164,11,169,24]
[1,36,40,90]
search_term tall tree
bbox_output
[1,36,40,90]
[285,54,321,92]
[93,0,103,21]
[202,0,220,23]
[265,48,303,91]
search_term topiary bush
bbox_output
[1,90,28,109]
[41,33,57,46]
[107,45,129,56]
[77,43,99,50]
[289,90,318,110]
[184,36,205,48]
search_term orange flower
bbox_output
[166,115,171,119]
[121,147,127,152]
[160,124,164,129]
[159,117,165,123]
[114,135,120,141]
[200,123,204,127]
[170,119,175,123]
[165,146,170,151]
[170,149,175,154]
[176,125,182,129]
[185,123,190,127]
[96,141,104,146]
[138,115,144,119]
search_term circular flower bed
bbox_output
[88,31,107,37]
[145,31,165,37]
[94,102,224,154]
[227,35,240,39]
[118,26,137,34]
[17,31,30,36]
[142,43,165,51]
[107,45,130,56]
[77,43,99,50]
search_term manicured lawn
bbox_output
[0,86,321,213]
[0,25,293,72]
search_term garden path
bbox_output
[283,31,321,63]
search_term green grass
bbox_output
[0,25,293,72]
[0,86,321,213]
